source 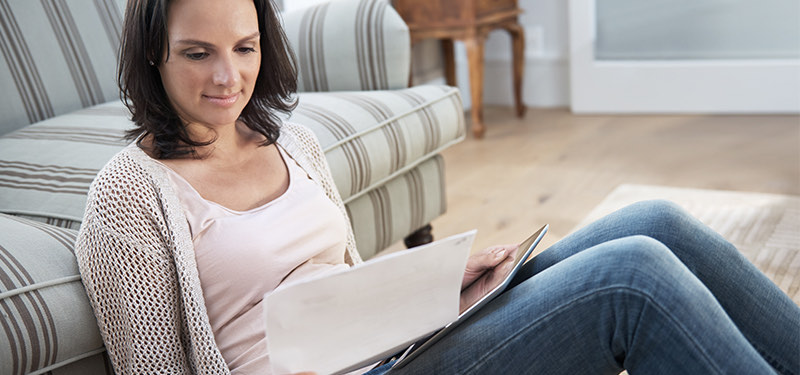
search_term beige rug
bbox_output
[578,184,800,305]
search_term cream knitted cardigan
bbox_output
[75,123,362,374]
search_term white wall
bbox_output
[279,0,329,11]
[413,0,570,109]
[466,0,570,108]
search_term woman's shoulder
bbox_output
[278,121,326,166]
[91,144,159,193]
[280,121,312,135]
[83,144,170,223]
[279,121,320,149]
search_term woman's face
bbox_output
[159,0,261,134]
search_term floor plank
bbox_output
[421,107,800,253]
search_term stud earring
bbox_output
[149,60,155,66]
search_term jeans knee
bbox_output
[600,236,714,314]
[624,200,691,234]
[633,199,684,220]
[636,199,682,213]
[611,235,673,264]
[596,235,684,287]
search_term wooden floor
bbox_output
[414,107,800,253]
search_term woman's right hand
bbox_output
[459,245,518,313]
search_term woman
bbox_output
[76,0,800,374]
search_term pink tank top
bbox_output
[156,145,349,373]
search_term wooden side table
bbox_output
[392,0,526,138]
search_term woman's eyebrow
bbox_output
[237,31,261,44]
[174,31,261,48]
[174,39,214,48]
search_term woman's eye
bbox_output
[237,47,257,54]
[185,52,208,60]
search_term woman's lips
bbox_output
[203,92,240,107]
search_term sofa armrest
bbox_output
[282,0,411,93]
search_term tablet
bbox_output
[391,224,549,369]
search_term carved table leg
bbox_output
[441,39,457,86]
[464,35,486,138]
[505,21,526,118]
[404,223,433,248]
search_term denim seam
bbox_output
[752,343,792,375]
[461,286,725,375]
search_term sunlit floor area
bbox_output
[423,106,799,252]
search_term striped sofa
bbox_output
[0,0,465,374]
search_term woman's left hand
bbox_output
[459,244,518,313]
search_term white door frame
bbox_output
[568,0,800,114]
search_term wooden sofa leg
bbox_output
[404,224,433,248]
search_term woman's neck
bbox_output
[187,121,264,163]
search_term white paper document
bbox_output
[265,230,476,375]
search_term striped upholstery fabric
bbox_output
[346,155,447,259]
[282,0,411,92]
[0,214,110,375]
[0,0,126,135]
[0,102,131,229]
[290,86,464,203]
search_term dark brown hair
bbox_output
[118,0,298,159]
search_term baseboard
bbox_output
[477,55,569,109]
[415,55,569,110]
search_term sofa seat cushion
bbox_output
[289,85,465,205]
[0,102,131,229]
[0,85,464,230]
[0,214,105,374]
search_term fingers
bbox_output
[462,245,518,288]
[463,247,506,288]
[488,255,516,284]
[475,245,518,269]
[459,256,515,313]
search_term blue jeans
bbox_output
[367,200,800,375]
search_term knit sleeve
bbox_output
[75,155,193,374]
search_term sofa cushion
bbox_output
[0,102,131,229]
[0,214,105,375]
[0,0,125,135]
[282,0,411,92]
[0,85,464,232]
[290,85,465,204]
[347,155,446,259]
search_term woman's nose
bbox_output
[212,55,239,88]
